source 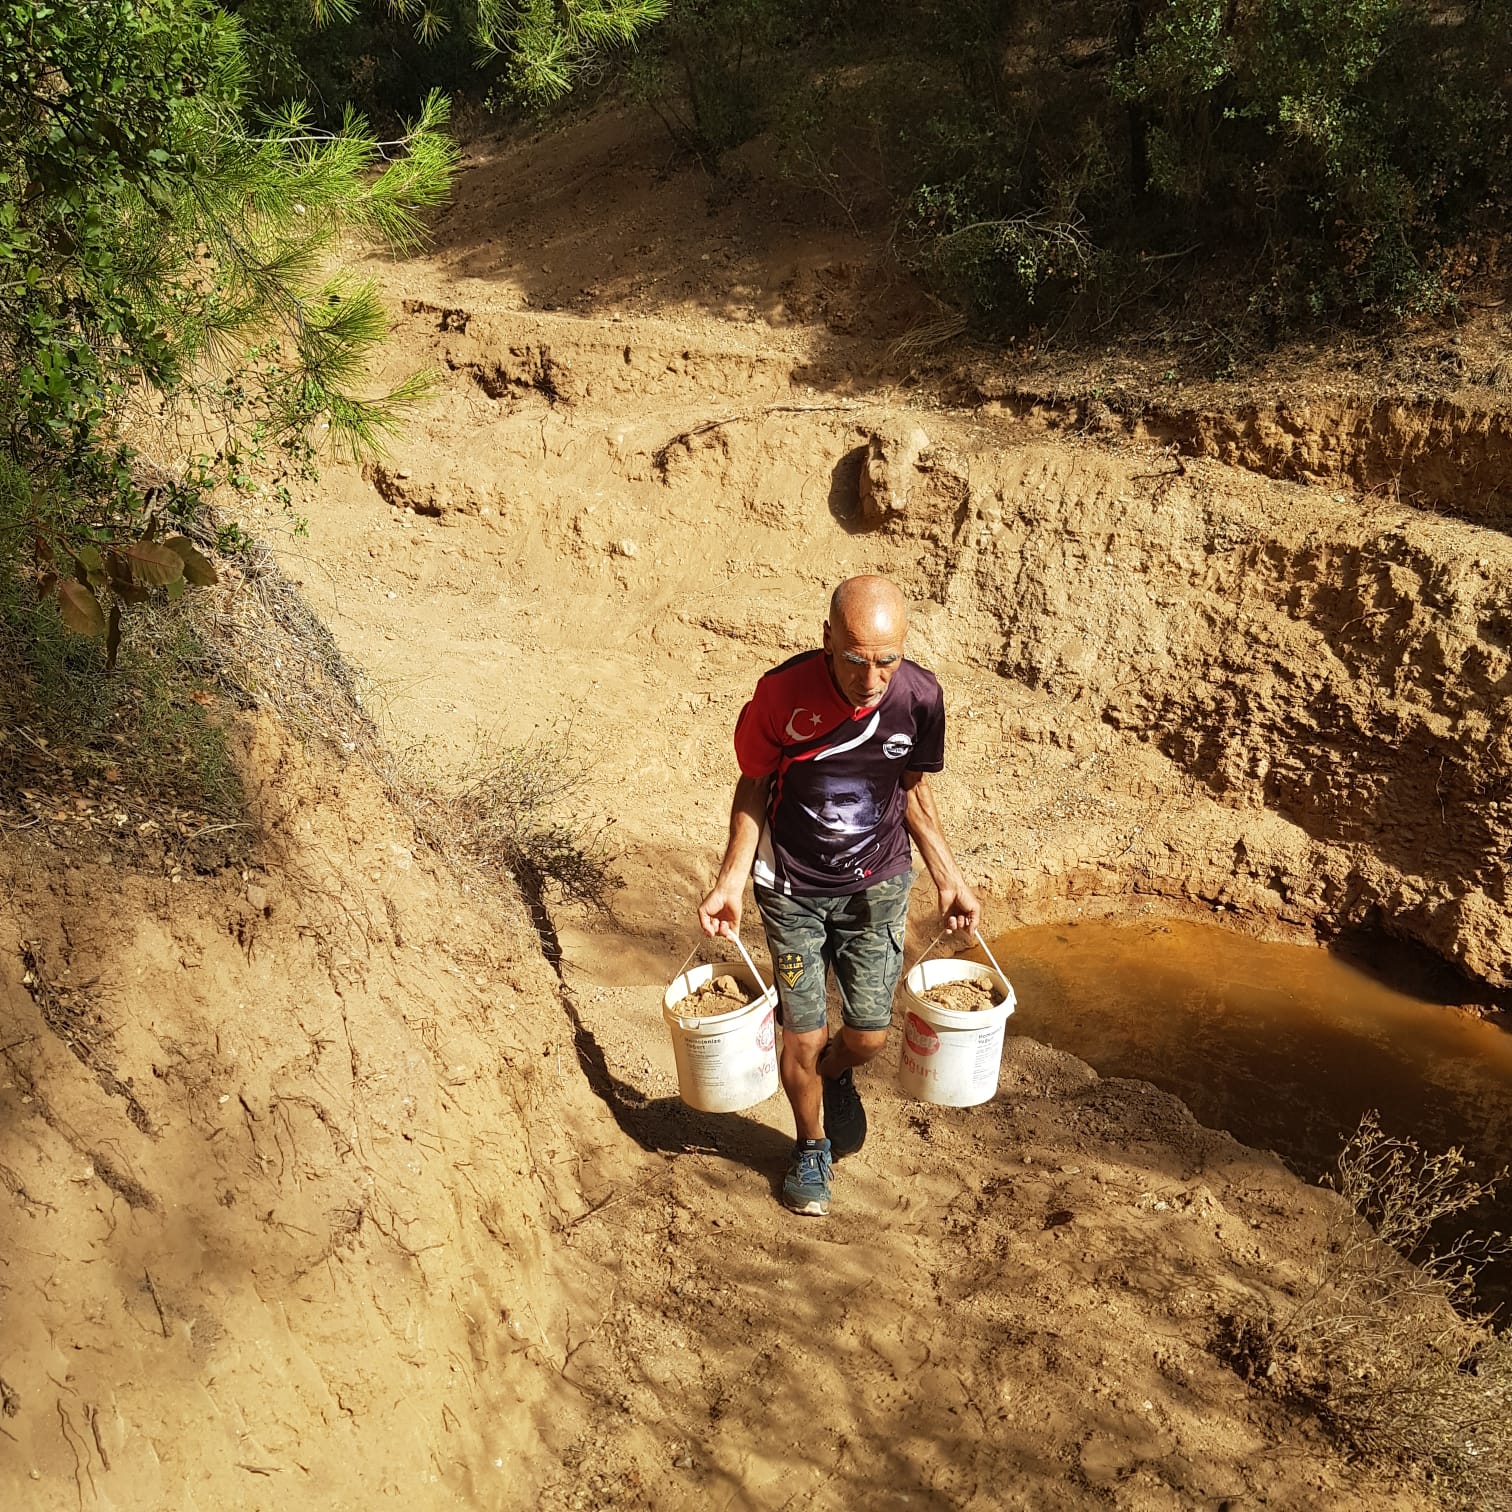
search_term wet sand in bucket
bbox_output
[680,974,752,1016]
[924,977,1001,1013]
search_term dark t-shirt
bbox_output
[733,650,945,896]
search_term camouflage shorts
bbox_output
[755,871,912,1035]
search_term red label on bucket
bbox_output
[904,1012,941,1057]
[757,1009,775,1052]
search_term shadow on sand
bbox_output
[561,993,792,1200]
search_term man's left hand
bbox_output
[938,878,981,936]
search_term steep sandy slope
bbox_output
[0,719,660,1508]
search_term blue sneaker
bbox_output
[822,1066,867,1159]
[782,1140,833,1216]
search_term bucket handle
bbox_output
[907,925,1012,997]
[673,931,771,998]
[729,932,771,998]
[971,929,1013,998]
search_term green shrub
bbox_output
[627,0,804,169]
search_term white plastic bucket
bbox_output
[897,958,1016,1107]
[662,964,780,1114]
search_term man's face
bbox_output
[823,616,905,710]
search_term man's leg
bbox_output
[754,887,832,1137]
[819,1025,887,1076]
[821,873,912,1156]
[779,1025,828,1141]
[827,873,911,1034]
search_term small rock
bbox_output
[245,884,269,912]
[615,539,638,558]
[858,424,931,526]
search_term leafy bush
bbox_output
[904,189,1103,330]
[659,1,1512,334]
[1114,0,1512,320]
[627,0,805,169]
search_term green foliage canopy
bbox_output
[0,0,457,654]
[284,0,669,107]
[1,1,455,474]
[1113,0,1511,317]
[627,1,1512,333]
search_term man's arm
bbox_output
[698,774,771,939]
[902,770,981,934]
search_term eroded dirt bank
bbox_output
[294,285,1512,990]
[965,382,1512,534]
[0,722,650,1505]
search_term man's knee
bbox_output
[780,1026,828,1072]
[837,1026,888,1064]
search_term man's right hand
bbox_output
[698,881,742,939]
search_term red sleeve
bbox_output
[733,676,782,778]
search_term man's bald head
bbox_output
[823,576,909,709]
[828,575,908,641]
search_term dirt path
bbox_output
[5,102,1506,1510]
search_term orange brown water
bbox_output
[982,918,1512,1304]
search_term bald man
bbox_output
[699,575,980,1216]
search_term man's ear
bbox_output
[822,620,833,653]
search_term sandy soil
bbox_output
[4,100,1507,1509]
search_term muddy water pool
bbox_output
[982,918,1512,1299]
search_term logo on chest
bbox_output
[882,733,914,760]
[784,708,825,742]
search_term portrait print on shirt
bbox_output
[794,775,887,874]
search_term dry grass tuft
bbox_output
[194,530,372,757]
[444,740,618,911]
[191,521,618,947]
[885,311,970,368]
[1275,1113,1512,1510]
